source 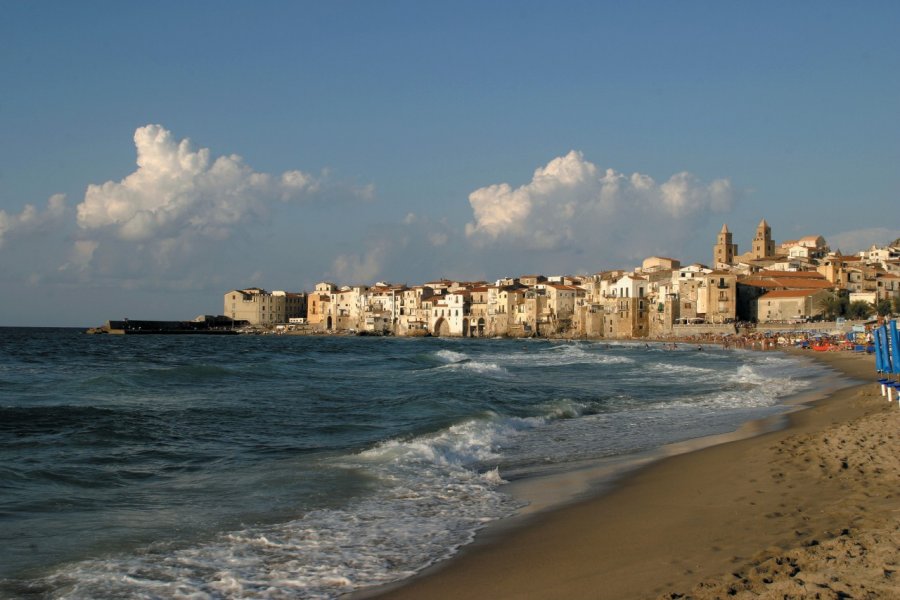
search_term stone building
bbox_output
[757,289,831,323]
[223,288,306,327]
[876,273,900,303]
[307,292,333,330]
[428,291,468,336]
[642,256,682,273]
[602,274,650,338]
[700,272,737,324]
[713,224,738,268]
[751,219,776,260]
[396,286,433,335]
[467,286,490,337]
[544,283,581,333]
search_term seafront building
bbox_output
[223,221,900,337]
[224,288,307,327]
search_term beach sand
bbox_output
[370,350,900,599]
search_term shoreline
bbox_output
[502,353,848,518]
[362,349,899,599]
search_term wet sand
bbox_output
[369,350,900,599]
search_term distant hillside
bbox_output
[892,237,900,247]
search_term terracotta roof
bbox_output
[783,278,830,289]
[739,276,833,290]
[756,270,825,279]
[759,289,824,299]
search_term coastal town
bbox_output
[219,219,900,339]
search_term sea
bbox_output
[0,327,833,599]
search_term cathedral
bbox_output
[713,219,775,268]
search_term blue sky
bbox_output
[1,1,898,326]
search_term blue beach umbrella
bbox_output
[890,320,900,375]
[875,327,884,373]
[878,325,892,375]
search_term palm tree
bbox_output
[816,292,843,320]
[847,300,873,320]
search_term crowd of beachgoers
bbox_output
[651,330,874,352]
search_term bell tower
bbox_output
[713,224,737,267]
[752,219,775,259]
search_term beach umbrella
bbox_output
[875,326,884,373]
[890,320,900,375]
[887,321,900,405]
[876,325,896,401]
[878,325,891,374]
[875,326,891,398]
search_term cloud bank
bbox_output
[0,132,743,325]
[324,152,739,287]
[330,214,458,284]
[0,194,67,247]
[828,227,900,254]
[465,150,734,259]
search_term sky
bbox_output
[1,1,899,326]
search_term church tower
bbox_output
[713,224,737,267]
[751,219,775,259]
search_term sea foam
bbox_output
[37,415,531,600]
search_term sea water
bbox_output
[0,328,831,599]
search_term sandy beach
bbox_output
[370,349,900,599]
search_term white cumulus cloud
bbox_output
[465,150,734,253]
[0,194,67,247]
[76,124,321,242]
